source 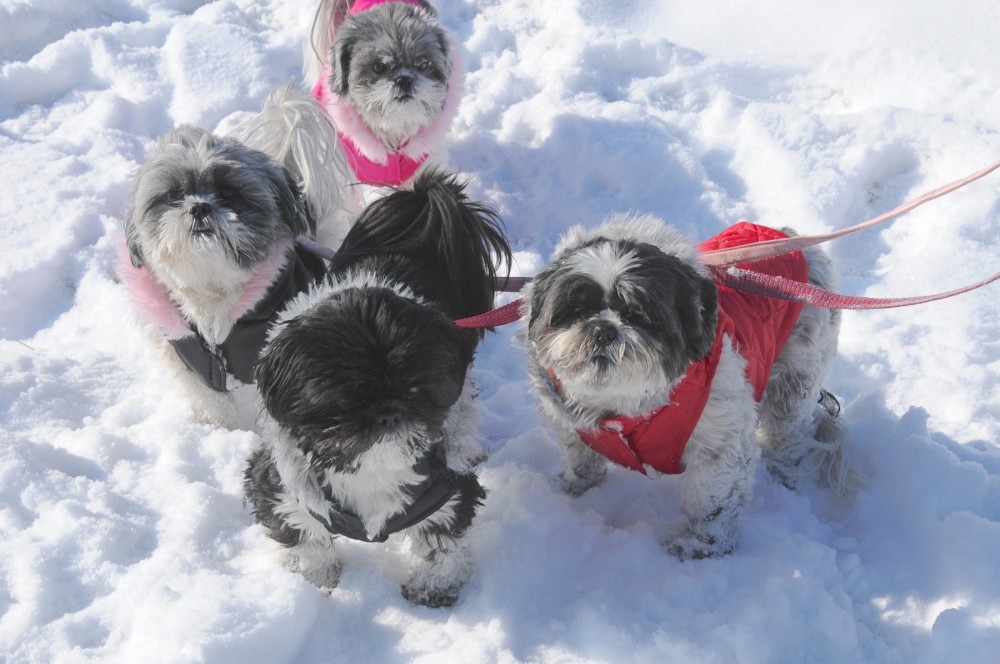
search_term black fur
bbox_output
[255,286,474,472]
[243,448,302,547]
[247,170,510,599]
[329,169,511,336]
[256,171,510,467]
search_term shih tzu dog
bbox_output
[522,215,854,560]
[228,0,462,246]
[244,170,511,607]
[119,125,327,426]
[307,0,463,188]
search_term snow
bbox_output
[2,0,999,662]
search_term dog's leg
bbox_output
[757,299,857,499]
[441,378,489,471]
[244,448,343,591]
[401,474,485,608]
[667,342,758,560]
[668,429,757,560]
[555,429,608,496]
[284,539,343,592]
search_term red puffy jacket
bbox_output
[575,222,807,475]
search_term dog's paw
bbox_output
[553,467,605,496]
[286,550,342,592]
[401,581,461,608]
[665,530,736,561]
[296,561,342,593]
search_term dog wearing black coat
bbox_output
[244,170,511,607]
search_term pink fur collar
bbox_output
[118,238,292,341]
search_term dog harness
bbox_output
[121,243,327,392]
[555,222,808,475]
[310,0,464,186]
[308,442,460,543]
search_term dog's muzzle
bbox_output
[189,202,214,235]
[589,320,619,349]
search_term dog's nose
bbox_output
[590,321,619,347]
[392,73,414,95]
[375,409,403,429]
[189,201,212,220]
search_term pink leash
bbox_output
[701,159,1000,267]
[456,159,1000,328]
[710,266,1000,310]
[454,299,524,328]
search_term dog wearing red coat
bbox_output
[522,214,854,559]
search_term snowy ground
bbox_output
[2,0,1000,662]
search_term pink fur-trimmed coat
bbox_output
[310,28,465,186]
[118,239,327,391]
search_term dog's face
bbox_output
[528,238,718,399]
[124,125,310,281]
[257,285,474,472]
[331,2,451,148]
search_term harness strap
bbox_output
[308,443,460,543]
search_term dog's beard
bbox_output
[138,200,280,345]
[536,318,671,414]
[146,204,259,285]
[347,75,447,149]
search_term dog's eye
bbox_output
[623,303,648,326]
[216,185,236,202]
[415,58,433,74]
[165,186,184,204]
[372,60,390,75]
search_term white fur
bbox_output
[304,0,343,90]
[133,240,291,427]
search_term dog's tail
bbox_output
[230,80,359,247]
[330,170,513,333]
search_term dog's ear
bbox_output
[254,329,304,427]
[271,166,314,238]
[525,266,555,333]
[123,207,146,268]
[332,0,351,28]
[330,31,354,96]
[681,275,718,360]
